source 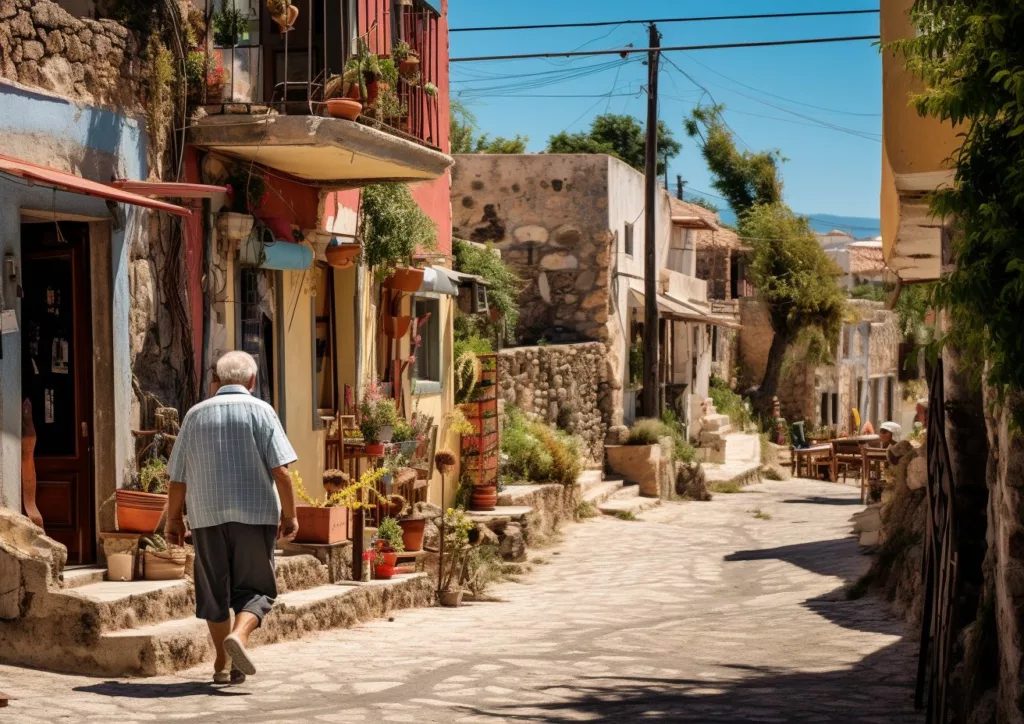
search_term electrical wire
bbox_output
[452,35,881,63]
[451,9,880,33]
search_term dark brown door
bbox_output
[21,223,95,564]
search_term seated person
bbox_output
[877,421,902,448]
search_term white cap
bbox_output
[880,421,902,437]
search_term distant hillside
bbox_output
[711,208,882,239]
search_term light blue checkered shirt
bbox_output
[168,385,297,530]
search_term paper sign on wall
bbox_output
[0,309,17,334]
[44,389,54,424]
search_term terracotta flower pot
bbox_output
[325,243,359,269]
[365,442,385,457]
[383,314,412,338]
[326,98,361,120]
[115,489,167,534]
[374,563,395,580]
[399,518,425,552]
[294,505,350,544]
[469,485,498,512]
[381,550,399,567]
[439,590,463,607]
[399,57,420,77]
[383,267,424,292]
[365,78,380,107]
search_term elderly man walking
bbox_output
[165,351,299,684]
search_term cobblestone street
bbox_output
[0,479,923,723]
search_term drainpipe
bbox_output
[354,262,365,401]
[201,198,212,398]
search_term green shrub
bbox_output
[762,466,785,481]
[453,333,493,404]
[359,184,437,279]
[500,406,582,485]
[709,377,752,430]
[626,418,668,446]
[453,239,524,341]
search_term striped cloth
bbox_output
[167,385,297,530]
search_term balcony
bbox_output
[186,0,451,186]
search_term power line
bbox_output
[451,9,880,33]
[451,35,881,63]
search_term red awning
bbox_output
[0,154,191,217]
[109,180,228,199]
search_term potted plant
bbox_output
[606,418,673,498]
[323,73,362,120]
[292,467,389,544]
[116,458,169,534]
[423,82,438,98]
[139,534,188,581]
[266,0,298,31]
[212,7,249,47]
[374,516,405,579]
[438,508,473,606]
[360,380,399,456]
[217,165,267,247]
[343,40,381,105]
[391,418,419,458]
[358,183,437,284]
[325,237,361,268]
[392,40,420,79]
[322,468,349,495]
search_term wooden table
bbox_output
[792,444,834,480]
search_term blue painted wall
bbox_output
[0,81,147,511]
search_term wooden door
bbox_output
[21,223,95,563]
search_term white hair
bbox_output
[216,351,258,387]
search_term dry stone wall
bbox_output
[0,0,143,110]
[497,342,609,461]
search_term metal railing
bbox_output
[200,0,441,149]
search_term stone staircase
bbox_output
[580,470,661,517]
[1,552,434,677]
[698,403,763,490]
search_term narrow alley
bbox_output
[0,479,922,723]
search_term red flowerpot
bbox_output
[116,489,167,534]
[399,518,426,552]
[383,267,424,292]
[365,78,381,107]
[326,98,361,120]
[294,505,350,544]
[374,564,395,580]
[365,442,385,457]
[469,485,498,512]
[383,314,412,338]
[381,551,399,568]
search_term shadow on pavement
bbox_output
[802,588,913,637]
[782,496,864,506]
[725,537,866,582]
[73,680,250,699]
[463,643,922,723]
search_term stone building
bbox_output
[819,231,888,291]
[451,154,738,442]
[739,298,906,434]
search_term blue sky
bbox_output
[449,1,882,227]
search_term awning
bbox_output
[109,180,228,199]
[671,214,716,230]
[0,154,191,217]
[631,288,742,329]
[418,266,460,296]
[445,268,488,287]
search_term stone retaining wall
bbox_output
[0,0,143,110]
[498,342,610,461]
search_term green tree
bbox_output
[892,0,1024,424]
[473,134,529,154]
[547,114,681,176]
[450,100,528,154]
[686,107,846,416]
[686,195,720,214]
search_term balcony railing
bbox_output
[196,0,442,150]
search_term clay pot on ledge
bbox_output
[294,505,350,544]
[469,484,498,512]
[326,98,362,120]
[383,267,424,292]
[115,489,167,534]
[325,242,360,269]
[364,441,385,457]
[398,518,426,552]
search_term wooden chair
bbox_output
[831,438,866,483]
[409,423,438,504]
[861,448,889,504]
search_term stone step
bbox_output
[702,413,732,432]
[608,483,640,501]
[577,469,605,491]
[48,554,328,635]
[703,460,762,489]
[599,493,661,517]
[724,433,762,464]
[61,567,106,589]
[94,574,434,676]
[582,479,625,506]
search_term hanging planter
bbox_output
[325,241,360,269]
[399,55,420,78]
[383,267,425,292]
[383,313,412,338]
[215,212,254,248]
[326,98,362,120]
[267,0,299,31]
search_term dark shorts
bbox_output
[191,522,278,624]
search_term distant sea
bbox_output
[714,209,882,239]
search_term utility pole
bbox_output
[641,23,661,418]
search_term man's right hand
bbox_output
[165,518,186,547]
[279,516,299,542]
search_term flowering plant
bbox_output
[359,378,398,443]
